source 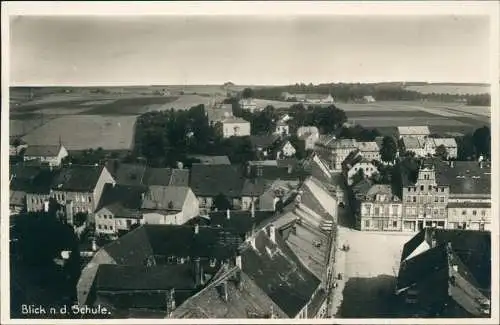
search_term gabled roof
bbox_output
[10,165,61,194]
[207,210,275,238]
[365,184,399,202]
[104,161,146,186]
[51,165,107,192]
[402,137,422,150]
[141,185,190,211]
[190,164,245,197]
[222,117,250,124]
[241,178,270,196]
[241,228,321,317]
[397,126,430,136]
[356,141,379,152]
[23,145,63,157]
[433,138,457,148]
[96,183,147,218]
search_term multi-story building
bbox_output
[397,126,430,140]
[359,184,403,231]
[315,137,358,172]
[356,141,380,161]
[342,150,379,186]
[297,126,319,150]
[218,117,251,138]
[274,120,290,136]
[402,137,458,159]
[401,161,449,232]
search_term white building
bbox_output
[277,141,297,158]
[239,98,258,112]
[356,141,381,161]
[220,117,251,138]
[274,120,290,136]
[397,126,430,140]
[23,144,68,167]
[359,185,403,231]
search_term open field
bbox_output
[21,115,137,150]
[81,96,179,115]
[332,227,414,318]
[404,84,490,95]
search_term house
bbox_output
[439,161,491,231]
[77,224,243,316]
[94,184,147,237]
[315,137,358,172]
[303,153,346,206]
[355,141,380,161]
[9,165,56,214]
[143,167,190,187]
[305,94,334,104]
[249,134,280,158]
[218,117,251,138]
[342,150,379,185]
[206,103,233,125]
[141,185,199,226]
[276,140,296,158]
[172,224,328,318]
[189,164,245,214]
[396,229,491,318]
[362,95,376,103]
[401,160,449,232]
[50,165,115,225]
[432,138,458,159]
[358,184,403,231]
[104,161,147,186]
[297,126,320,150]
[274,120,290,136]
[397,126,430,140]
[23,144,69,167]
[24,169,62,213]
[238,98,258,112]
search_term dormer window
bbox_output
[209,258,217,267]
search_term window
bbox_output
[479,223,485,231]
[210,258,217,267]
[393,221,398,228]
[406,207,411,216]
[428,185,432,191]
[88,197,92,203]
[440,208,445,216]
[420,185,424,191]
[441,188,444,192]
[412,197,416,203]
[408,187,412,192]
[472,210,477,216]
[462,210,466,215]
[374,207,380,216]
[440,197,445,203]
[434,196,439,203]
[481,210,486,216]
[104,225,107,230]
[365,220,370,228]
[98,225,102,229]
[406,196,411,202]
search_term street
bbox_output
[330,226,414,318]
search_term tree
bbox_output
[351,169,365,185]
[435,144,448,160]
[380,136,398,163]
[213,193,232,211]
[73,212,88,227]
[289,134,306,159]
[473,126,491,158]
[241,88,254,99]
[456,133,475,161]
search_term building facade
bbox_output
[23,144,69,167]
[359,185,403,231]
[220,118,251,138]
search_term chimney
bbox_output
[165,289,176,315]
[226,209,231,220]
[251,200,255,218]
[194,257,203,287]
[235,253,242,269]
[268,224,276,244]
[92,238,97,252]
[194,224,199,235]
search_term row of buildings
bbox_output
[398,126,458,159]
[75,153,342,318]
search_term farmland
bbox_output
[404,84,490,96]
[9,86,491,151]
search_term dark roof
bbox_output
[435,161,491,195]
[10,166,61,194]
[96,183,147,218]
[208,210,275,237]
[171,272,287,318]
[447,202,491,208]
[104,161,146,186]
[342,149,363,170]
[23,145,62,157]
[189,164,245,197]
[249,135,279,149]
[169,169,190,186]
[142,167,173,186]
[51,165,106,192]
[241,178,269,196]
[308,288,328,317]
[141,186,190,211]
[103,224,242,265]
[247,162,304,182]
[95,264,196,291]
[186,155,231,165]
[241,228,320,317]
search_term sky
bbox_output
[9,15,491,86]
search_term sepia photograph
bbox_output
[1,1,498,323]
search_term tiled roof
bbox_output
[207,210,275,238]
[169,169,190,187]
[104,161,146,186]
[222,117,250,124]
[171,272,287,318]
[402,137,422,150]
[23,145,62,157]
[241,228,321,317]
[96,183,147,218]
[141,185,190,211]
[51,165,106,192]
[397,126,430,136]
[435,161,491,195]
[10,165,61,194]
[433,138,457,148]
[142,167,173,186]
[103,225,242,266]
[365,184,399,202]
[190,164,245,197]
[95,264,196,291]
[241,178,270,196]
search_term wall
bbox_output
[181,188,200,224]
[26,192,51,212]
[94,207,118,235]
[222,122,251,138]
[360,202,403,231]
[143,211,184,225]
[447,205,490,231]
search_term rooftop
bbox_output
[222,117,250,124]
[189,164,245,197]
[51,165,106,192]
[187,155,231,165]
[397,126,431,136]
[104,161,146,186]
[356,141,379,152]
[23,144,63,157]
[141,185,190,211]
[435,161,491,195]
[96,183,147,218]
